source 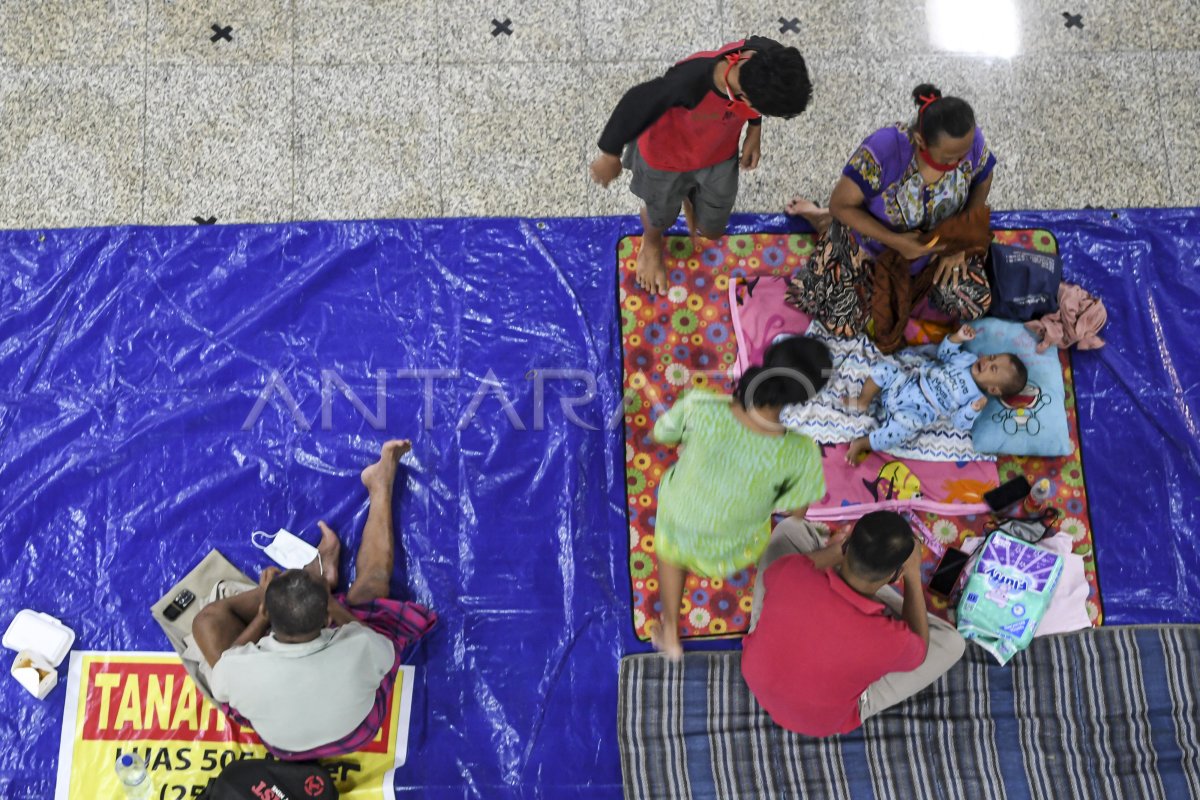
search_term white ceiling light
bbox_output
[926,0,1021,59]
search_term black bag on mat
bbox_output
[987,509,1062,544]
[198,759,338,800]
[986,243,1062,321]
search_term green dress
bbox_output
[653,389,826,578]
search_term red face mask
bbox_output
[918,147,963,172]
[722,53,759,120]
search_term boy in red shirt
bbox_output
[741,512,965,736]
[589,38,812,294]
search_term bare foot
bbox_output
[308,521,341,590]
[635,242,669,296]
[361,439,411,494]
[649,621,684,663]
[785,196,833,235]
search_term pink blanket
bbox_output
[806,443,997,520]
[730,275,812,377]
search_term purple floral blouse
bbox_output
[841,123,996,271]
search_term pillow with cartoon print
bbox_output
[965,318,1072,457]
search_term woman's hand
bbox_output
[893,231,945,262]
[933,251,969,289]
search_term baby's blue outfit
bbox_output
[868,337,983,451]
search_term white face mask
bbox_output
[251,528,321,572]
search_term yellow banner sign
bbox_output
[54,652,413,800]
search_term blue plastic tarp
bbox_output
[0,209,1197,798]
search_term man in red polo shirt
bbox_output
[741,512,965,736]
[588,37,811,295]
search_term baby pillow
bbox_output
[966,318,1072,457]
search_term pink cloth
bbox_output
[805,443,999,519]
[1024,283,1107,354]
[1034,532,1092,635]
[730,276,811,377]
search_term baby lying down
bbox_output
[845,324,1027,464]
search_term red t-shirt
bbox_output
[741,554,927,736]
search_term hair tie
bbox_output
[918,94,939,114]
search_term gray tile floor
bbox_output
[0,0,1196,230]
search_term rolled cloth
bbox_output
[871,204,992,354]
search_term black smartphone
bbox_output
[984,476,1031,512]
[162,589,196,621]
[928,548,971,597]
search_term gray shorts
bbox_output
[624,142,739,235]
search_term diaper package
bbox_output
[956,531,1063,665]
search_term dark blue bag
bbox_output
[986,243,1062,321]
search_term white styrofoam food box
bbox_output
[2,609,76,667]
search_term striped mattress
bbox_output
[618,627,1200,799]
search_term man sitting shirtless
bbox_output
[191,440,436,758]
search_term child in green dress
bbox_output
[651,336,832,659]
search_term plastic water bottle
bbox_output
[1021,478,1053,516]
[115,752,154,799]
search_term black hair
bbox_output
[733,335,832,409]
[911,83,975,146]
[739,45,812,119]
[846,511,915,582]
[1000,353,1028,396]
[264,570,328,637]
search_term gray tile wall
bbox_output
[0,0,1195,229]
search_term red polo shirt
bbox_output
[741,554,927,736]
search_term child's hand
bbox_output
[845,436,871,466]
[589,153,622,187]
[950,323,976,343]
[740,137,761,170]
[971,396,988,412]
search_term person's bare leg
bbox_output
[785,196,833,236]
[681,197,701,253]
[844,377,881,413]
[305,521,342,591]
[636,206,669,296]
[650,558,685,661]
[346,439,411,606]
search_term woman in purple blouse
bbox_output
[785,83,996,336]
